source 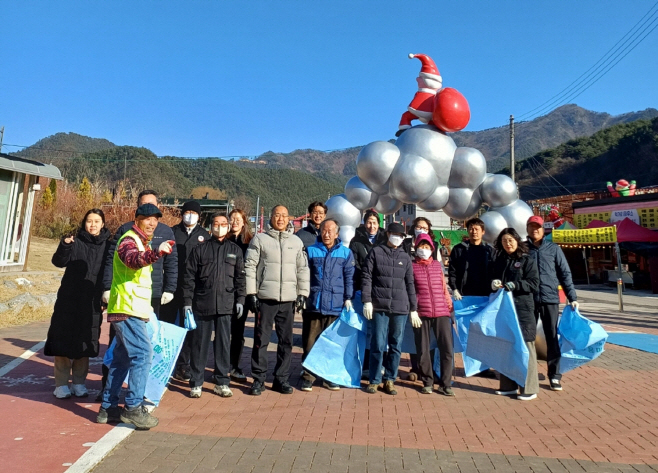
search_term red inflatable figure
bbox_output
[546,206,564,228]
[397,53,470,136]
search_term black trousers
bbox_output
[230,310,248,371]
[189,313,231,387]
[251,300,294,384]
[412,316,453,388]
[301,311,338,382]
[535,303,561,380]
[158,293,191,371]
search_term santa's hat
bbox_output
[409,53,441,80]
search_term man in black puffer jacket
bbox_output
[526,215,578,392]
[361,222,417,396]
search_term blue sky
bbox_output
[2,1,657,158]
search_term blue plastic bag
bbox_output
[302,304,367,388]
[558,305,607,373]
[103,313,187,406]
[184,308,197,331]
[452,296,490,376]
[465,290,529,386]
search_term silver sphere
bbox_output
[395,125,457,186]
[417,186,449,211]
[480,210,508,244]
[494,199,534,240]
[374,194,403,215]
[388,154,438,204]
[344,176,378,210]
[443,188,483,221]
[325,193,362,229]
[480,174,518,208]
[356,141,400,195]
[339,225,356,247]
[448,147,487,190]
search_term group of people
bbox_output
[44,193,578,431]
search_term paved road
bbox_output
[1,296,658,472]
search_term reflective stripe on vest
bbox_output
[108,229,153,319]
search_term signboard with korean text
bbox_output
[552,226,617,245]
[610,209,640,225]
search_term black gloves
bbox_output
[246,294,260,314]
[295,295,307,312]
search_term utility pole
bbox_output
[0,127,4,154]
[509,115,515,182]
[254,195,260,233]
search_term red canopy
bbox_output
[585,217,658,243]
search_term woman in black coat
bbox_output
[45,208,111,399]
[491,227,540,401]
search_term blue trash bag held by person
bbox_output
[558,305,607,373]
[452,296,490,376]
[466,290,529,386]
[302,302,367,388]
[103,313,187,405]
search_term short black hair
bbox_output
[210,212,228,223]
[495,227,528,258]
[137,190,158,204]
[308,201,327,215]
[270,204,289,216]
[465,217,485,231]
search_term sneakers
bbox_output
[250,381,264,396]
[323,381,340,391]
[173,367,191,382]
[230,368,247,381]
[383,380,397,396]
[420,385,433,394]
[518,393,537,401]
[97,406,122,424]
[53,385,71,399]
[120,405,159,430]
[301,379,313,392]
[365,384,378,394]
[190,386,202,398]
[272,380,293,394]
[550,379,563,391]
[495,389,519,396]
[213,384,233,397]
[438,386,455,397]
[71,384,88,398]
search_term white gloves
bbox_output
[235,303,244,319]
[570,301,579,310]
[102,290,110,304]
[410,311,422,328]
[158,241,173,254]
[344,299,352,311]
[491,279,503,290]
[363,302,373,320]
[453,289,462,301]
[161,292,174,305]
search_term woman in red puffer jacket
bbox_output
[411,233,455,396]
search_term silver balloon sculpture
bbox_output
[344,176,378,210]
[325,194,362,230]
[338,225,356,247]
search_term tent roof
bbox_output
[585,217,658,243]
[545,222,578,241]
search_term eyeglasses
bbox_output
[415,226,429,231]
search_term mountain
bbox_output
[15,132,116,161]
[516,117,658,200]
[453,105,658,172]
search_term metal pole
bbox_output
[615,241,624,312]
[510,115,515,182]
[255,195,260,233]
[583,247,590,285]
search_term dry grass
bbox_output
[0,305,53,329]
[26,237,63,272]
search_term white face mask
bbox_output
[183,213,199,226]
[414,228,428,238]
[416,248,432,260]
[388,235,404,247]
[212,225,229,238]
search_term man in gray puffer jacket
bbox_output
[245,205,310,396]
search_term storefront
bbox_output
[0,153,61,272]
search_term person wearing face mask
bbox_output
[45,209,112,399]
[361,222,417,395]
[410,234,455,396]
[182,213,246,399]
[402,217,438,258]
[160,201,210,382]
[491,228,540,401]
[227,208,254,381]
[245,205,310,396]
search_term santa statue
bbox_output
[397,53,471,136]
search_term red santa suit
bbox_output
[397,54,443,135]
